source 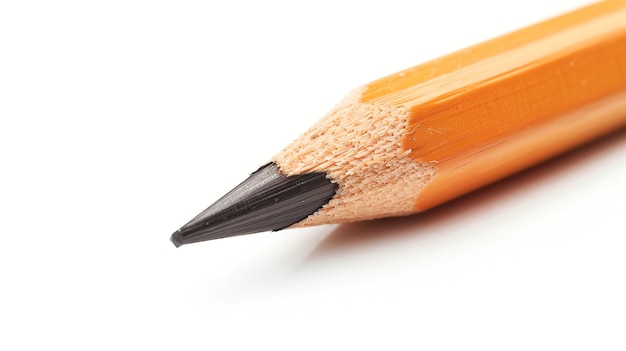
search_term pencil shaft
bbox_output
[390,1,626,210]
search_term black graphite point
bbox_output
[170,162,338,247]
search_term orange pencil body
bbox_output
[362,1,626,211]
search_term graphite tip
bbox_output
[170,162,337,247]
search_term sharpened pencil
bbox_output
[171,1,626,247]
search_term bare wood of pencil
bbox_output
[171,1,626,247]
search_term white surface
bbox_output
[2,0,625,350]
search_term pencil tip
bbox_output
[170,162,337,246]
[170,230,184,248]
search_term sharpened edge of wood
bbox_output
[273,89,437,227]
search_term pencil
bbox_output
[171,1,626,247]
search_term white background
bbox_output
[2,0,625,350]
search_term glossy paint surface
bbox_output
[362,1,626,210]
